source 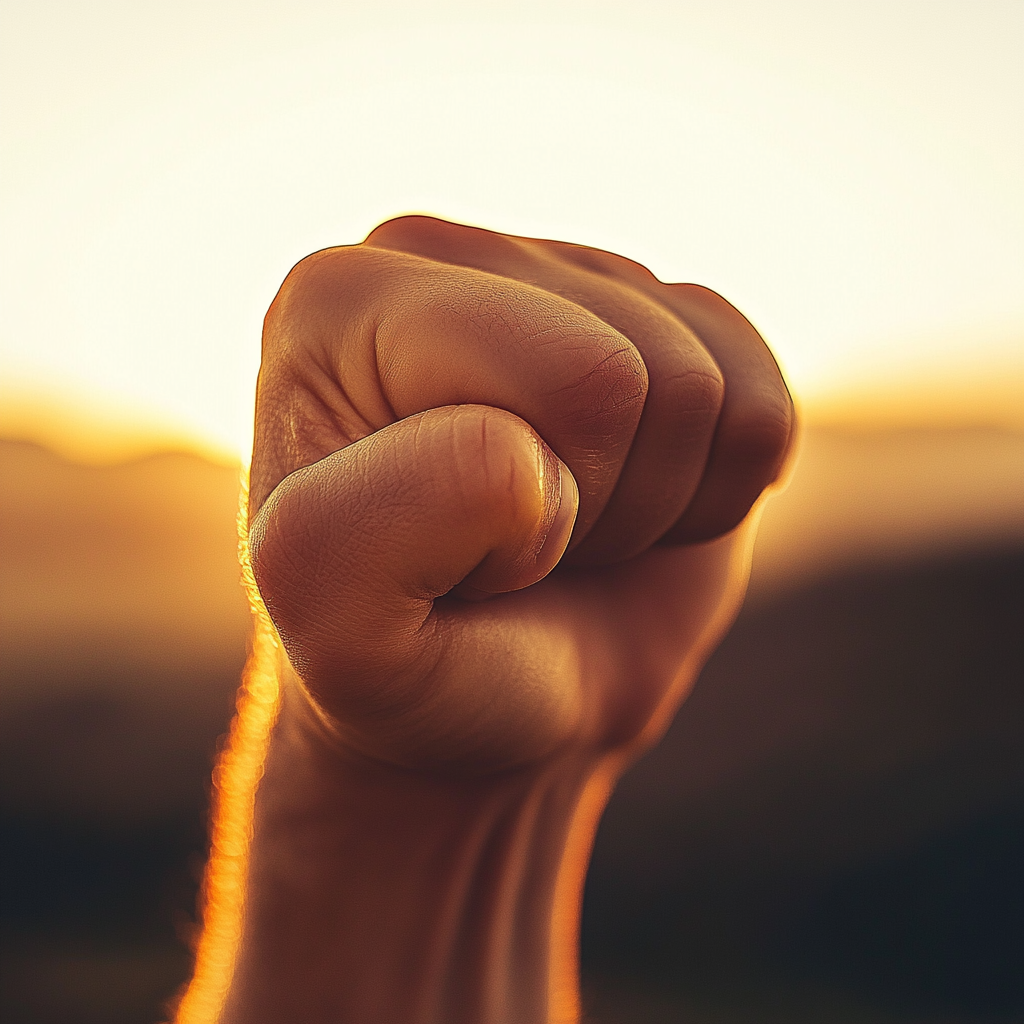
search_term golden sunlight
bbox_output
[2,2,1021,459]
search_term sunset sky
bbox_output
[2,0,1021,461]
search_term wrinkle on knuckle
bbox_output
[549,342,648,430]
[457,281,566,341]
[663,367,725,421]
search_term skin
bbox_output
[201,216,794,1024]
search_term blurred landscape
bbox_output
[4,3,1022,1021]
[1,424,1022,1023]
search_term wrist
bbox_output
[220,672,619,1024]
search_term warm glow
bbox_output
[800,353,1024,432]
[170,471,281,1023]
[2,2,1022,458]
[0,377,237,466]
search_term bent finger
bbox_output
[365,217,726,563]
[251,247,647,548]
[653,284,795,542]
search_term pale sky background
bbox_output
[2,0,1022,461]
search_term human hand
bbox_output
[185,216,794,1024]
[247,215,793,773]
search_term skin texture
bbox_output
[198,217,794,1024]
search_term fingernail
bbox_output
[536,457,578,568]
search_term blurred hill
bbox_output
[0,440,249,823]
[748,425,1024,599]
[1,427,1022,1023]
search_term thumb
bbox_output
[248,404,578,688]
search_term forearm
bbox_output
[199,668,619,1024]
[177,216,791,1024]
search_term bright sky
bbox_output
[2,0,1022,460]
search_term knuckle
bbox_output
[551,337,649,432]
[263,246,354,336]
[671,281,721,304]
[274,245,391,312]
[666,281,740,317]
[364,213,447,247]
[262,246,406,361]
[721,394,795,479]
[667,367,725,425]
[289,245,374,300]
[365,214,507,267]
[545,238,659,288]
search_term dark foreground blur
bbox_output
[1,430,1022,1024]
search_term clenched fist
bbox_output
[187,217,793,1024]
[248,216,792,773]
